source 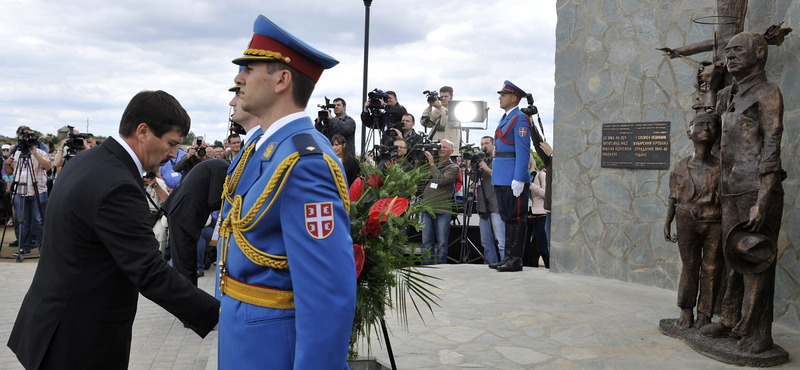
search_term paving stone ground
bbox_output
[0,246,797,369]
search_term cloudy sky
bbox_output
[0,0,557,151]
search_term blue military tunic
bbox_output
[492,106,532,186]
[217,117,355,369]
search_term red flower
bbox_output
[361,218,381,238]
[368,197,409,222]
[349,177,364,201]
[366,173,384,189]
[353,244,365,278]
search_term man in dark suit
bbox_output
[163,158,228,286]
[8,90,220,370]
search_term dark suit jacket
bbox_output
[8,137,219,370]
[162,158,228,286]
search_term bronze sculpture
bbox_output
[698,31,786,355]
[664,113,724,330]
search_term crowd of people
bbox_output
[312,82,553,270]
[4,14,554,370]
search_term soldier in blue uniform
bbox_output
[216,15,355,369]
[489,80,532,272]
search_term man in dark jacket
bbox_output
[7,90,219,370]
[163,158,228,286]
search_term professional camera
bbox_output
[62,125,91,160]
[461,145,487,163]
[520,93,539,116]
[372,144,399,162]
[423,89,440,104]
[145,171,157,180]
[367,89,387,110]
[16,130,39,153]
[317,96,335,121]
[410,139,441,161]
[194,137,206,157]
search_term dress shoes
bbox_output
[488,256,510,269]
[496,257,523,272]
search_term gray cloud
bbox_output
[0,0,556,148]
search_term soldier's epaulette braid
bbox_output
[323,154,351,214]
[219,149,351,273]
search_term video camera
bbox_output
[317,96,335,121]
[367,89,387,110]
[423,89,439,104]
[62,125,91,160]
[194,137,206,157]
[145,171,157,180]
[372,144,399,162]
[16,130,39,154]
[461,144,487,163]
[409,138,441,161]
[521,93,538,116]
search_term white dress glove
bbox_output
[511,180,524,197]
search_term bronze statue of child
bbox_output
[664,113,723,329]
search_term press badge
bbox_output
[430,183,438,189]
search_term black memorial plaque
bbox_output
[601,122,670,169]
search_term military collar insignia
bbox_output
[262,142,278,160]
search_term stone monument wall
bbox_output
[552,0,800,330]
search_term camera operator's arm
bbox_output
[4,156,14,176]
[424,152,459,185]
[145,177,169,202]
[173,149,194,173]
[478,160,492,176]
[429,105,446,125]
[33,148,52,172]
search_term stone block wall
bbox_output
[552,0,800,331]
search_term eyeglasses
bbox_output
[1,149,9,151]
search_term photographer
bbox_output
[9,126,49,157]
[52,128,89,171]
[173,137,208,178]
[470,136,505,265]
[377,137,414,172]
[4,128,51,256]
[361,89,408,137]
[420,139,459,265]
[421,86,460,147]
[315,97,356,158]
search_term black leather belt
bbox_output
[495,152,515,158]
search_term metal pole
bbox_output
[360,0,372,159]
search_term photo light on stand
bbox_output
[448,100,488,129]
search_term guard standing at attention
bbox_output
[489,80,532,272]
[216,15,355,369]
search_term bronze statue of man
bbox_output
[699,32,785,355]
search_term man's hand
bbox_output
[511,180,524,197]
[144,177,157,187]
[478,161,490,173]
[424,151,435,166]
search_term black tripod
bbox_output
[447,159,483,264]
[1,149,46,262]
